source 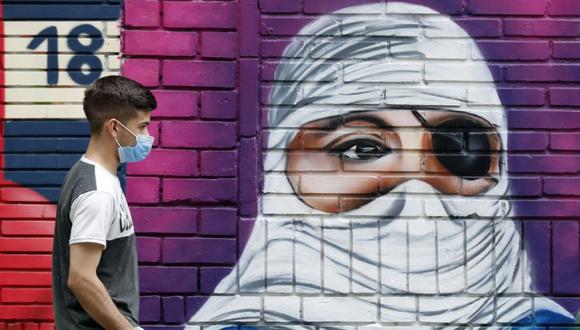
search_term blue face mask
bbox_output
[113,119,154,163]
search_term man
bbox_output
[52,75,156,329]
[188,2,575,329]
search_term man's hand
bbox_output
[68,242,135,330]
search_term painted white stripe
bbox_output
[106,21,120,37]
[4,21,119,37]
[5,104,86,119]
[5,88,85,102]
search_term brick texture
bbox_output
[122,0,580,327]
[1,0,578,329]
[0,2,123,328]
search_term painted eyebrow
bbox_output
[341,112,392,129]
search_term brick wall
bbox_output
[122,0,250,326]
[0,0,578,329]
[122,0,579,328]
[0,1,122,328]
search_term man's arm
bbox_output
[68,242,134,330]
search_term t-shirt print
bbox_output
[68,155,135,248]
[118,191,134,234]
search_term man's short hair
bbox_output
[83,75,157,136]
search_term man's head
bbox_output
[83,75,156,162]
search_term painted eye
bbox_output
[337,139,390,161]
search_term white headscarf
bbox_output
[187,2,573,328]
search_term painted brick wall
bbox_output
[121,0,580,328]
[0,1,123,329]
[0,0,578,329]
[121,0,248,327]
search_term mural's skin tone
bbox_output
[0,0,579,329]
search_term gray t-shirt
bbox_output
[52,154,139,329]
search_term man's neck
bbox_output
[84,136,120,177]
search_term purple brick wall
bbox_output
[121,0,580,328]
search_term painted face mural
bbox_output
[188,2,575,328]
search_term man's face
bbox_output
[115,110,151,147]
[285,109,501,213]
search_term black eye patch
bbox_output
[411,111,498,181]
[430,118,492,180]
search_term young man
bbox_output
[52,75,156,329]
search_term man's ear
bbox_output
[106,118,118,137]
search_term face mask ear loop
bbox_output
[115,119,138,138]
[114,137,122,148]
[113,119,139,150]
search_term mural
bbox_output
[187,2,577,328]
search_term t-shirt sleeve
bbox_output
[69,190,116,249]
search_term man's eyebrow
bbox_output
[341,112,391,129]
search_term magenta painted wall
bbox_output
[119,0,580,328]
